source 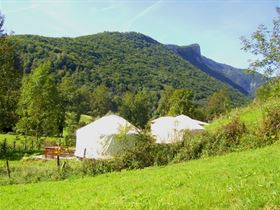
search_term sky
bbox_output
[0,0,279,68]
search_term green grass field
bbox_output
[1,142,280,209]
[0,133,62,145]
[0,133,24,143]
[0,158,84,185]
[0,114,93,146]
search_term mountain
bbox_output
[10,32,247,106]
[166,44,265,95]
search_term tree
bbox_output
[16,63,64,140]
[63,112,79,146]
[59,73,91,117]
[90,85,114,117]
[119,90,154,128]
[206,89,231,119]
[59,73,80,114]
[256,77,280,101]
[241,10,280,76]
[0,11,20,132]
[156,86,174,116]
[168,89,194,117]
[0,11,6,37]
[59,74,92,145]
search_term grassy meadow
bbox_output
[1,142,280,209]
[205,99,278,132]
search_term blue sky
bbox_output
[0,0,279,68]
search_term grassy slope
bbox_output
[1,143,280,209]
[205,99,280,132]
[206,106,261,132]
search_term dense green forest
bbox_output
[0,31,252,137]
[10,32,248,106]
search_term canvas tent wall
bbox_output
[151,115,206,144]
[75,115,138,159]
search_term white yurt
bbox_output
[75,115,138,159]
[151,115,207,144]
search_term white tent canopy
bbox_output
[75,115,138,159]
[151,115,207,144]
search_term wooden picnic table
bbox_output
[44,146,61,158]
[44,146,74,158]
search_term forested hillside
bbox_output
[10,32,248,106]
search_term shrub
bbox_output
[220,118,246,142]
[256,78,280,101]
[202,119,247,156]
[151,143,180,165]
[82,159,118,175]
[115,133,155,169]
[239,133,267,149]
[259,107,280,143]
[0,139,8,158]
[116,144,155,169]
[173,133,205,163]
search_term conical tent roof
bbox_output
[175,115,206,130]
[75,115,138,159]
[151,115,206,144]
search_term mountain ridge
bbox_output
[166,43,265,95]
[10,32,248,106]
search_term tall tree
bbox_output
[168,89,194,117]
[156,86,175,116]
[119,90,154,129]
[241,10,280,76]
[90,85,114,117]
[16,63,64,139]
[0,11,20,131]
[206,89,231,119]
[63,112,79,146]
[0,11,6,37]
[59,73,91,117]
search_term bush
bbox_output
[115,133,155,169]
[82,159,119,175]
[239,133,267,149]
[151,143,180,166]
[0,139,8,158]
[220,118,246,142]
[116,144,155,169]
[173,133,205,163]
[256,78,280,101]
[259,107,280,143]
[202,119,247,156]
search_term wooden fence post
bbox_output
[57,155,60,168]
[6,160,11,179]
[61,161,66,170]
